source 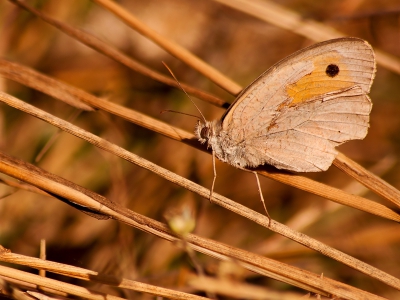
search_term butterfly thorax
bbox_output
[195,120,251,168]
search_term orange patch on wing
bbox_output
[286,52,355,105]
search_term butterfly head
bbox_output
[195,120,219,147]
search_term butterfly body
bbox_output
[195,37,375,173]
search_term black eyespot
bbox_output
[326,64,340,77]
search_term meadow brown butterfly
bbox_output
[196,37,375,173]
[194,37,375,215]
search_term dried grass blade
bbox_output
[213,0,400,74]
[0,265,129,300]
[0,59,94,111]
[253,155,397,255]
[0,252,209,300]
[257,168,400,222]
[7,0,227,108]
[92,0,242,95]
[334,152,400,209]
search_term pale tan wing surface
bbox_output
[221,38,375,172]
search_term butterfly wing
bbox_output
[220,38,375,172]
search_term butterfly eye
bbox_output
[200,127,209,139]
[325,64,340,77]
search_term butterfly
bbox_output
[195,37,376,216]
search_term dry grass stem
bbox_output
[38,240,46,278]
[0,251,209,300]
[92,0,242,95]
[187,275,306,299]
[256,168,400,221]
[0,177,53,197]
[334,152,400,208]
[0,265,137,300]
[253,154,397,255]
[0,276,69,298]
[0,60,94,111]
[213,0,400,74]
[7,0,228,108]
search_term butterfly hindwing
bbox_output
[249,87,372,171]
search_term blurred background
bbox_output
[0,0,399,298]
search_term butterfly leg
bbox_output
[209,150,217,202]
[254,171,271,227]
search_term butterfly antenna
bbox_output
[162,62,207,123]
[160,109,201,119]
